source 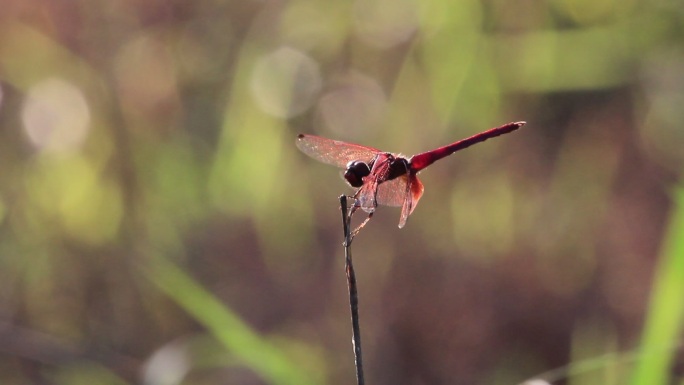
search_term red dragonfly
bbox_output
[297,121,525,229]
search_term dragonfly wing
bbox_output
[398,174,424,228]
[376,175,408,207]
[296,134,380,168]
[356,177,380,212]
[356,156,394,212]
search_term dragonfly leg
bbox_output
[345,195,375,240]
[350,212,373,239]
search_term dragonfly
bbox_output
[296,121,525,230]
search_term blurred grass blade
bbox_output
[147,257,317,385]
[630,188,684,385]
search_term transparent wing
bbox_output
[296,134,381,168]
[375,175,409,207]
[375,174,425,228]
[397,175,424,228]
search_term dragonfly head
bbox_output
[344,160,371,188]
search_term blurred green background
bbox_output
[0,0,683,384]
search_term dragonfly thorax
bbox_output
[387,157,410,180]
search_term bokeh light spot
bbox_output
[21,78,91,153]
[521,380,552,385]
[250,46,322,118]
[353,0,419,49]
[25,154,122,245]
[114,34,179,125]
[317,71,387,137]
[143,342,190,385]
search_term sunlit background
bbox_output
[0,1,683,384]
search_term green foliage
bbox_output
[0,0,682,383]
[630,189,684,385]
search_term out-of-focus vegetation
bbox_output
[0,1,682,384]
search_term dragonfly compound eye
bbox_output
[344,161,371,188]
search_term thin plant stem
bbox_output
[340,195,365,385]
